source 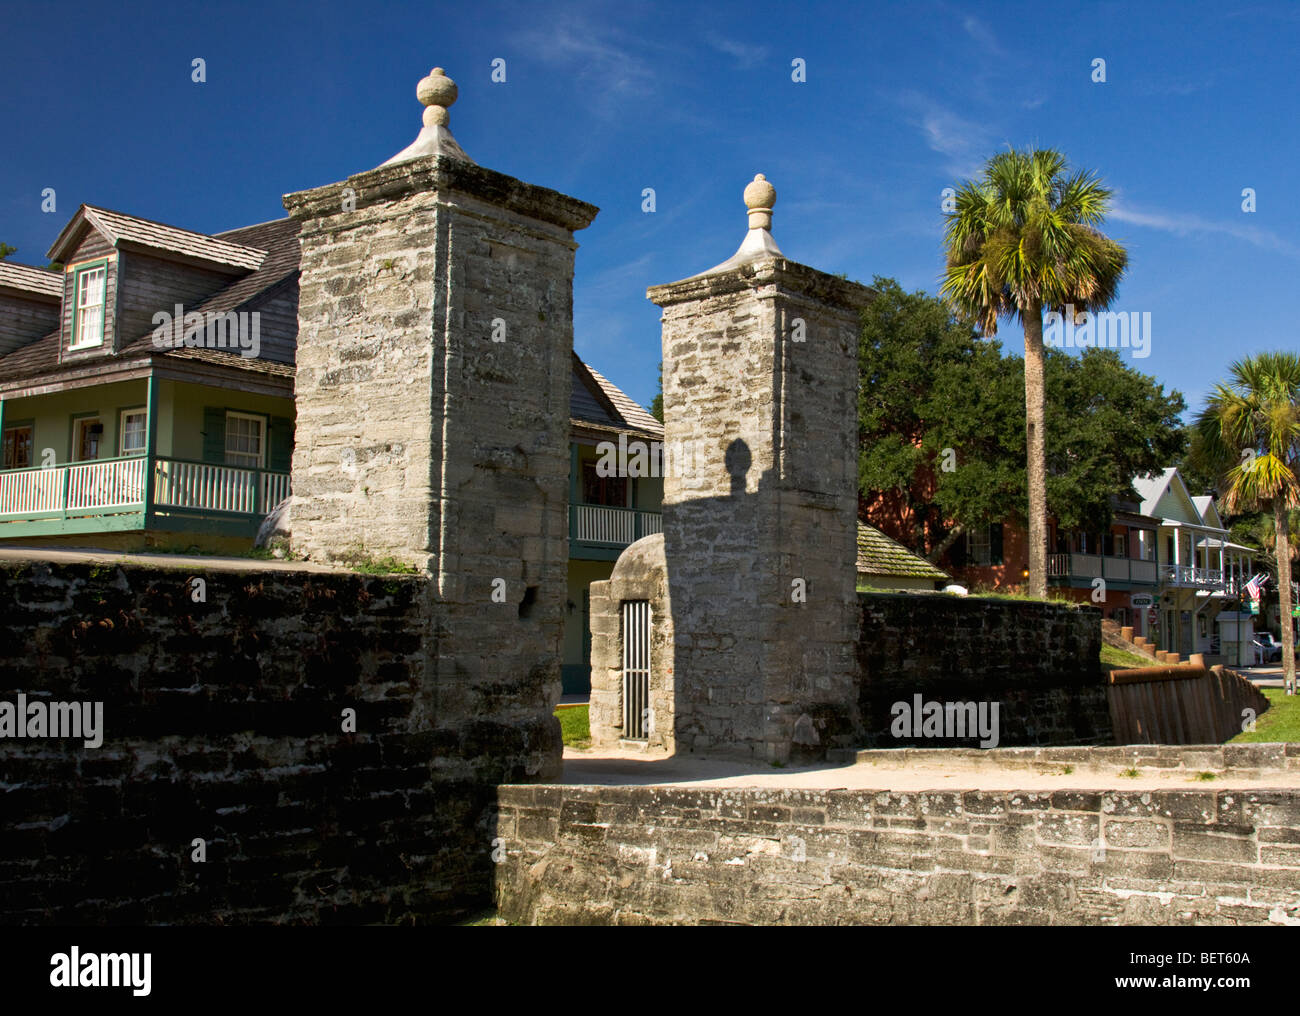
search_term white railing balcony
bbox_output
[571,503,663,547]
[0,456,289,527]
[1048,551,1158,586]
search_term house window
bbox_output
[71,265,107,349]
[1114,533,1127,558]
[225,412,265,468]
[73,416,104,461]
[119,409,147,456]
[582,459,628,507]
[3,425,33,469]
[968,526,991,566]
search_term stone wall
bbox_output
[0,559,559,924]
[856,591,1111,747]
[494,775,1300,925]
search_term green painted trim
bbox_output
[147,512,261,537]
[569,543,625,562]
[0,511,146,539]
[68,258,110,351]
[142,376,159,516]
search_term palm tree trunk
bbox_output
[1277,500,1296,694]
[1023,303,1048,599]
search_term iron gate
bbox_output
[622,600,651,739]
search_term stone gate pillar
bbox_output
[647,175,872,761]
[283,68,597,766]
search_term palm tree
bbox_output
[1196,352,1300,693]
[941,148,1128,598]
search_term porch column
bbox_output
[142,374,159,520]
[0,397,6,467]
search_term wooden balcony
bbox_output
[569,503,662,559]
[1047,552,1158,586]
[0,456,290,538]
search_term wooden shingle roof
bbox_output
[856,522,950,581]
[0,261,62,299]
[48,205,267,271]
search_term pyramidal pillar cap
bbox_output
[699,173,785,276]
[379,66,474,168]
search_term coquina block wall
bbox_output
[495,770,1300,925]
[0,559,555,924]
[856,592,1112,747]
[282,70,598,774]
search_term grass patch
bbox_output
[1120,767,1140,778]
[1101,644,1154,672]
[1196,771,1217,781]
[1229,688,1300,743]
[556,704,590,748]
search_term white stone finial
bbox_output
[378,65,473,168]
[417,67,458,127]
[696,172,784,276]
[743,173,776,231]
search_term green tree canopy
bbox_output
[858,277,1185,557]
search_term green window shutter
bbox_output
[269,416,293,472]
[202,407,225,465]
[990,523,1004,566]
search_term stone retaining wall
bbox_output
[494,776,1300,925]
[857,592,1111,747]
[0,559,559,924]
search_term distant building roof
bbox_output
[571,354,663,438]
[857,522,949,582]
[0,261,62,299]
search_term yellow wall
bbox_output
[4,380,147,463]
[564,559,615,665]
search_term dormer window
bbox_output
[69,263,107,349]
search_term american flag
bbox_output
[1246,573,1269,599]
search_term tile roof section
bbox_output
[51,205,267,271]
[856,522,950,581]
[0,261,62,299]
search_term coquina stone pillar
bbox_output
[645,175,872,762]
[283,68,597,766]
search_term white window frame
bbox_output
[69,264,107,350]
[119,408,147,457]
[224,411,265,468]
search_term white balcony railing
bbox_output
[572,503,662,546]
[0,456,289,524]
[1048,552,1159,586]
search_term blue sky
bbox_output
[2,0,1296,415]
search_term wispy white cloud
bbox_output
[961,15,1006,58]
[706,34,769,68]
[898,93,1000,179]
[1109,201,1300,258]
[511,17,656,117]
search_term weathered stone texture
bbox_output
[283,154,598,777]
[0,560,559,924]
[856,591,1111,746]
[494,781,1300,925]
[595,262,870,762]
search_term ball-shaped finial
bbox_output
[743,173,776,211]
[743,173,776,230]
[417,67,458,110]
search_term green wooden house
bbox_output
[0,205,298,551]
